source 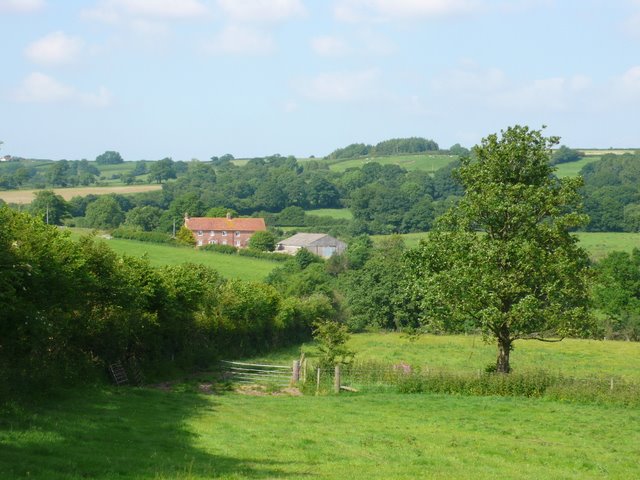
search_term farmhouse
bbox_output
[277,233,347,258]
[184,213,266,248]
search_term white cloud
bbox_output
[204,25,275,55]
[25,31,84,66]
[83,0,209,22]
[297,69,381,102]
[12,72,111,107]
[217,0,305,23]
[311,35,350,56]
[335,0,482,22]
[431,62,595,112]
[0,0,44,13]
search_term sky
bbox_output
[1,0,639,161]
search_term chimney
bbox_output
[226,211,232,220]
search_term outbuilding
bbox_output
[277,233,347,258]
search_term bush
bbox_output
[201,243,238,254]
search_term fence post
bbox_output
[316,367,321,395]
[334,364,341,394]
[610,378,614,391]
[292,360,300,384]
[302,359,307,384]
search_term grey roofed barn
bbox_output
[277,233,347,258]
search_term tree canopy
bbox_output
[406,126,592,373]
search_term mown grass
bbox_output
[372,231,640,259]
[1,386,638,479]
[94,237,278,281]
[553,156,600,178]
[329,153,457,173]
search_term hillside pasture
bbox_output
[328,153,457,173]
[93,237,278,281]
[245,332,640,382]
[1,385,638,479]
[0,185,162,204]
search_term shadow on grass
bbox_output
[0,387,301,479]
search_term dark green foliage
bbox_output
[201,243,238,254]
[148,157,177,183]
[593,249,640,340]
[328,143,372,160]
[84,195,125,229]
[373,137,439,155]
[341,236,419,331]
[247,230,276,251]
[0,206,321,397]
[551,145,584,165]
[111,226,175,244]
[124,205,163,231]
[407,126,592,373]
[581,153,640,231]
[28,190,69,225]
[95,150,124,164]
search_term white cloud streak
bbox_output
[0,0,44,13]
[12,73,111,108]
[25,31,84,66]
[335,0,482,22]
[217,0,305,23]
[297,69,381,102]
[82,0,209,22]
[204,25,275,55]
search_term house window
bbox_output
[222,240,227,245]
[210,231,215,236]
[197,230,203,236]
[209,239,217,245]
[235,231,241,237]
[235,240,241,247]
[222,231,227,236]
[197,240,203,246]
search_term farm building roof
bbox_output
[278,233,340,247]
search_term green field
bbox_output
[553,156,600,178]
[306,208,353,220]
[329,153,458,173]
[92,237,279,281]
[2,379,638,479]
[246,333,640,382]
[373,231,640,259]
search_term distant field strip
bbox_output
[373,231,640,259]
[0,185,162,204]
[329,154,457,173]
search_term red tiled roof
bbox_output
[185,217,266,232]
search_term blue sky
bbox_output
[1,0,639,160]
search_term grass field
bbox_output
[306,208,353,220]
[1,383,638,479]
[372,231,640,259]
[0,185,162,204]
[245,333,640,382]
[94,237,279,281]
[328,153,457,173]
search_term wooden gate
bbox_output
[220,360,292,387]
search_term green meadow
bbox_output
[2,386,638,480]
[306,208,353,220]
[89,236,279,281]
[328,153,457,173]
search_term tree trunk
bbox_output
[496,336,511,373]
